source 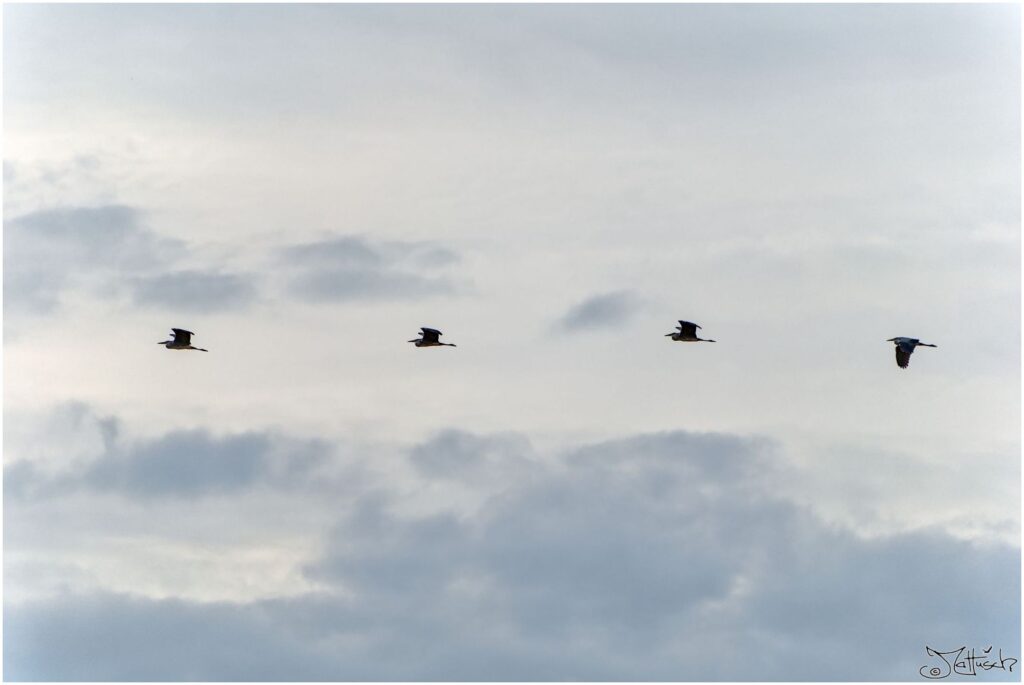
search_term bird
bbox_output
[408,327,456,348]
[887,337,936,369]
[666,320,716,342]
[158,328,208,352]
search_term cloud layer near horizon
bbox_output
[4,404,1019,681]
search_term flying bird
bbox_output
[666,320,716,343]
[409,327,456,348]
[158,328,208,352]
[887,337,936,369]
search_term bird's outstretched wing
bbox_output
[420,328,442,343]
[895,344,912,369]
[171,328,193,344]
[676,321,699,338]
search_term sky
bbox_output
[2,3,1021,681]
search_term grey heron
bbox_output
[887,337,936,369]
[666,320,716,343]
[409,327,456,348]
[158,328,208,352]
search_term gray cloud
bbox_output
[282,236,384,268]
[308,431,771,638]
[5,420,1019,680]
[287,269,454,302]
[6,427,1019,680]
[555,290,641,332]
[3,205,184,317]
[279,235,460,302]
[297,430,1020,680]
[83,430,327,498]
[3,205,260,324]
[130,269,258,312]
[6,426,328,500]
[3,592,340,682]
[409,429,534,481]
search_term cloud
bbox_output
[3,205,185,317]
[409,429,535,481]
[5,414,1019,680]
[308,431,771,638]
[2,401,118,474]
[278,235,461,302]
[3,205,259,324]
[3,592,340,681]
[82,430,327,498]
[129,269,258,312]
[555,290,641,332]
[298,430,1020,680]
[6,422,329,500]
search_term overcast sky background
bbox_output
[3,4,1021,681]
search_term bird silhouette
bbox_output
[408,327,456,348]
[887,337,936,369]
[666,320,716,343]
[158,328,208,352]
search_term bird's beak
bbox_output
[886,338,896,342]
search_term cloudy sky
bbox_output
[3,3,1020,681]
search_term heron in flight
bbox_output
[887,337,936,369]
[666,320,716,343]
[409,327,456,347]
[158,328,208,352]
